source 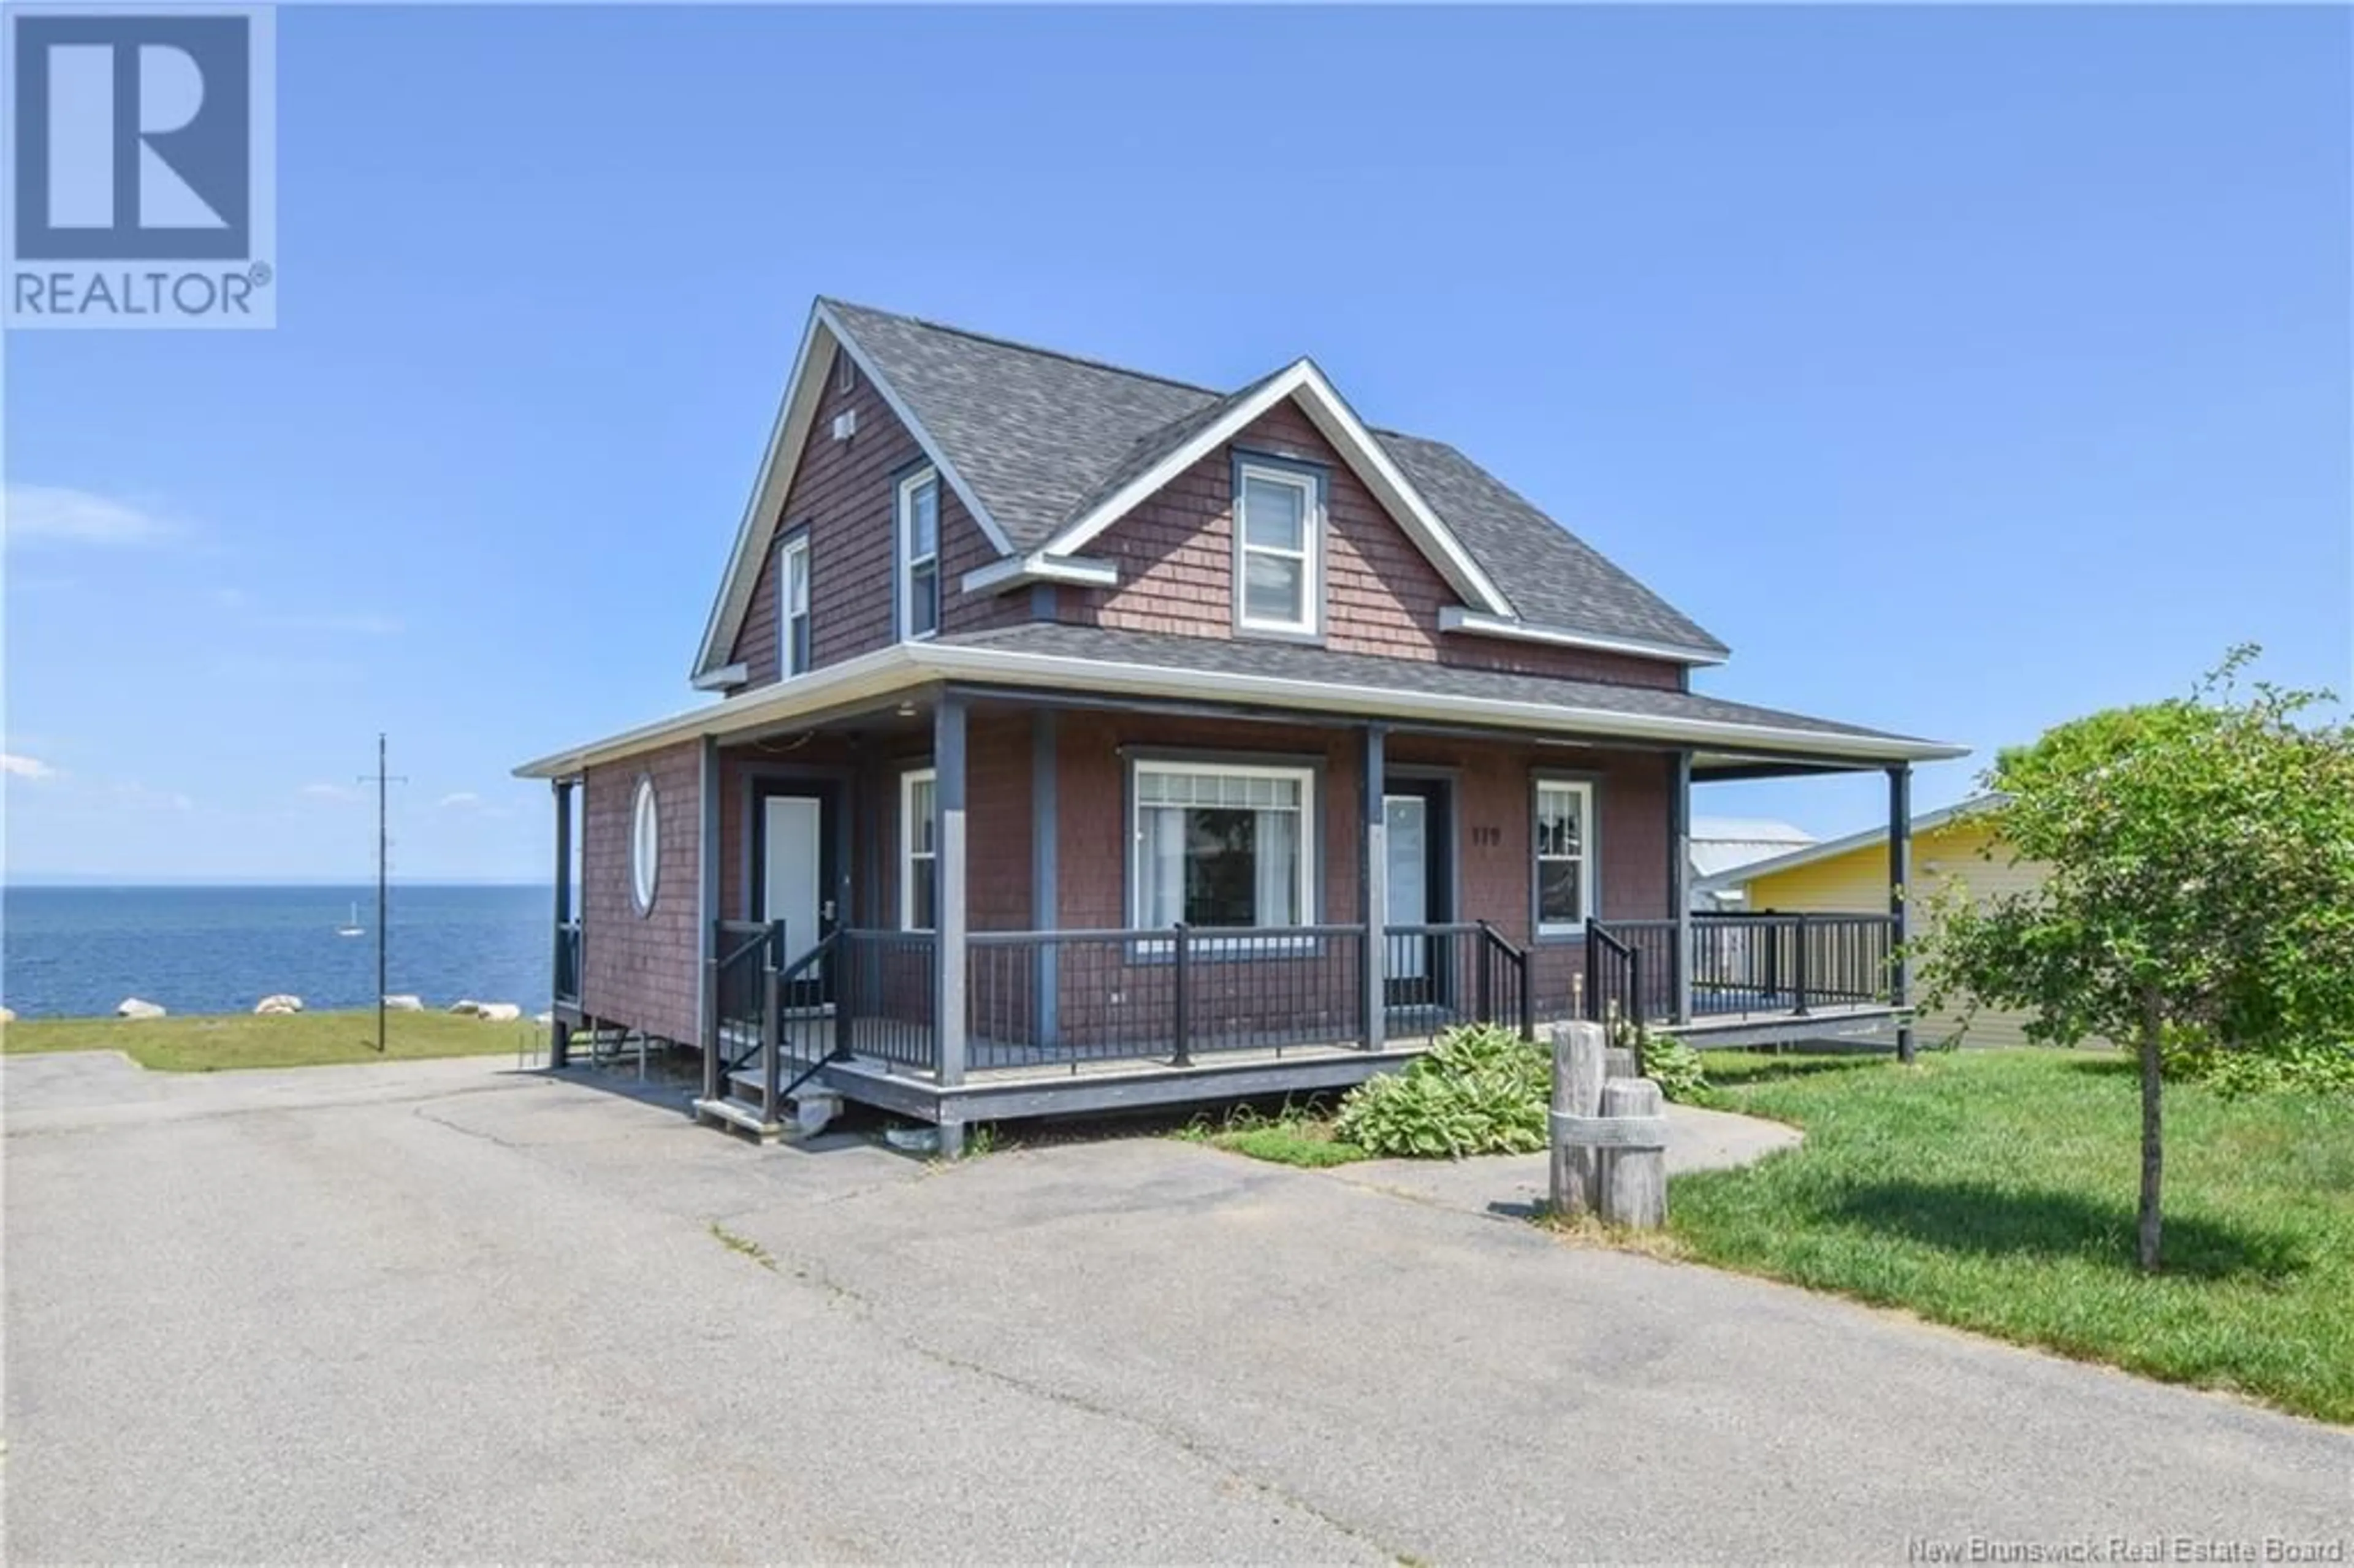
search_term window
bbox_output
[778,535,810,677]
[1534,779,1594,935]
[834,349,855,395]
[628,775,660,915]
[897,467,940,641]
[1131,761,1313,930]
[901,767,937,931]
[1233,460,1320,637]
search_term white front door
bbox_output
[762,795,824,969]
[1385,794,1430,980]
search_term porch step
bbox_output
[692,1095,783,1142]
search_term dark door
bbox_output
[753,782,839,1010]
[1382,777,1453,1012]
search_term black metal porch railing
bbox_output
[1583,912,1901,1030]
[1381,922,1532,1042]
[707,919,781,1101]
[554,919,582,1004]
[1693,911,1897,1016]
[834,928,939,1073]
[966,924,1369,1074]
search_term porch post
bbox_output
[1669,749,1693,1026]
[934,693,969,1093]
[698,737,720,1061]
[1360,724,1387,1051]
[549,778,573,1068]
[1888,763,1914,1064]
[1031,710,1059,1048]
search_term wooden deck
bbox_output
[728,1017,1449,1127]
[720,1004,1907,1128]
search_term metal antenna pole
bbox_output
[359,734,406,1054]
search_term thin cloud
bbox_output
[299,782,362,804]
[438,791,482,809]
[113,782,194,812]
[0,753,60,781]
[4,485,175,547]
[256,611,405,637]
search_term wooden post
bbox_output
[1669,750,1693,1025]
[1597,1078,1669,1228]
[550,778,573,1068]
[1549,1021,1607,1217]
[1888,763,1915,1064]
[934,693,969,1089]
[1360,724,1387,1051]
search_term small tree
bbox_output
[1919,647,2354,1271]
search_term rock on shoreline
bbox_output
[116,998,166,1019]
[254,994,303,1016]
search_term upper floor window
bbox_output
[897,467,940,641]
[1534,778,1594,936]
[1233,460,1320,638]
[779,534,810,678]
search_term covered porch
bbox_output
[524,642,1954,1149]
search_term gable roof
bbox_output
[1695,794,2006,892]
[695,299,1732,681]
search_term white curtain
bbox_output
[1255,809,1297,926]
[1141,807,1185,927]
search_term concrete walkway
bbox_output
[1329,1100,1802,1218]
[6,1051,2346,1564]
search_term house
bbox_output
[1698,795,2078,1049]
[1688,817,1817,909]
[515,299,1966,1147]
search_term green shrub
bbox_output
[2162,1028,2354,1097]
[1634,1032,1708,1102]
[1332,1023,1550,1158]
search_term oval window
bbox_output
[629,775,660,915]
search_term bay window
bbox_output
[1132,760,1314,931]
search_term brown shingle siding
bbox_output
[727,348,1011,691]
[1052,402,1685,690]
[580,739,703,1044]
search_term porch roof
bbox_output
[513,623,1967,781]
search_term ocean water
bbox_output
[1,885,555,1019]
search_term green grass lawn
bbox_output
[2,1010,547,1072]
[1677,1048,2354,1425]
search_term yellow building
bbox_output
[1703,796,2071,1049]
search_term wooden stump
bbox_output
[1550,1021,1607,1217]
[1598,1077,1669,1229]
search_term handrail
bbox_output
[1583,918,1644,1033]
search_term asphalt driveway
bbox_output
[7,1052,2348,1563]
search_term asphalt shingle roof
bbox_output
[823,299,1729,657]
[940,623,1930,747]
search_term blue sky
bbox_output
[6,5,2348,882]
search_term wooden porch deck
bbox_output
[727,1016,1458,1127]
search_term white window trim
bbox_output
[779,534,811,679]
[1128,758,1317,940]
[1534,778,1596,938]
[896,466,941,643]
[628,775,660,916]
[900,766,937,932]
[1232,461,1321,638]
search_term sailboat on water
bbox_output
[336,901,364,938]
